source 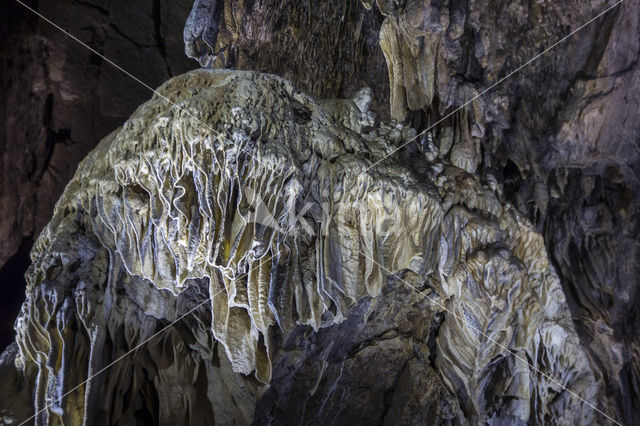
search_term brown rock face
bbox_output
[183,0,390,118]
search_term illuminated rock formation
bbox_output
[0,69,607,424]
[3,3,638,422]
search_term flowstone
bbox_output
[1,69,605,424]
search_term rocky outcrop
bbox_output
[1,69,612,424]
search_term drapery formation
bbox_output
[3,69,602,424]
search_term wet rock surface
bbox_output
[184,1,640,422]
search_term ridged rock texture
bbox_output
[0,0,638,424]
[1,68,603,424]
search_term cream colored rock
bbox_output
[377,2,484,173]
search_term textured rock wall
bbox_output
[0,0,391,352]
[367,1,640,422]
[181,1,640,420]
[2,69,605,424]
[183,0,390,118]
[185,1,640,421]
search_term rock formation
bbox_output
[183,0,640,422]
[0,67,614,424]
[0,0,638,424]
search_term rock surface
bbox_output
[0,68,610,424]
[0,0,196,349]
[370,2,640,422]
[184,0,640,422]
[0,0,638,424]
[183,0,390,118]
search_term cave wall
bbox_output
[183,0,640,421]
[4,67,604,425]
[183,0,390,118]
[367,1,640,420]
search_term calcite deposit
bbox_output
[0,68,612,424]
[1,0,638,424]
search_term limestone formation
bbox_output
[0,69,610,424]
[1,0,639,424]
[371,3,640,421]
